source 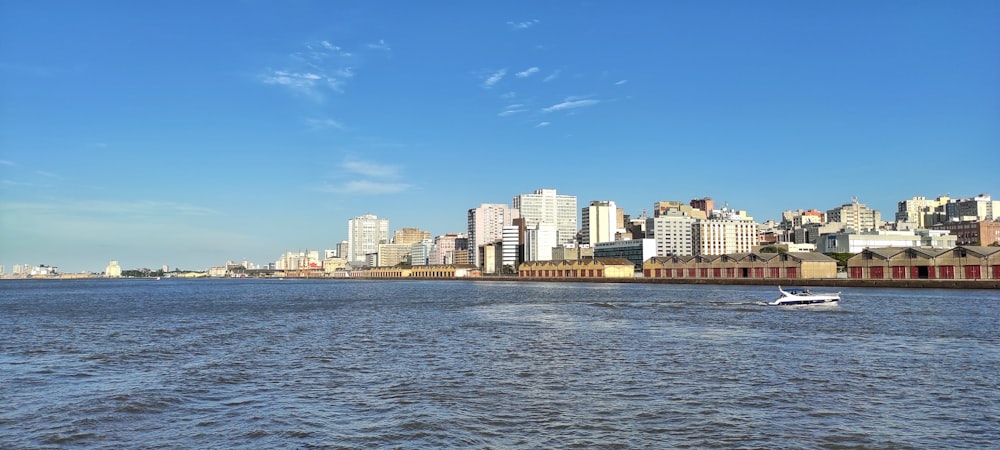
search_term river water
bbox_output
[1,279,998,448]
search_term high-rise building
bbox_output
[512,188,577,246]
[410,239,433,266]
[467,203,520,268]
[826,198,881,232]
[347,214,389,264]
[525,223,558,262]
[692,209,760,256]
[581,200,619,245]
[646,209,696,256]
[501,225,520,272]
[393,227,431,245]
[336,241,349,259]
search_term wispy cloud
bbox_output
[3,200,221,218]
[543,70,561,82]
[342,159,400,178]
[535,121,551,128]
[507,19,540,30]
[516,67,539,78]
[615,79,628,85]
[483,69,507,89]
[499,104,528,117]
[261,39,382,101]
[542,98,601,113]
[339,180,411,195]
[0,160,15,166]
[366,39,391,51]
[261,70,344,100]
[320,158,413,195]
[306,118,345,130]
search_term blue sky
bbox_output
[2,1,998,272]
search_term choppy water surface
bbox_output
[1,279,998,448]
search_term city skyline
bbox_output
[2,2,999,272]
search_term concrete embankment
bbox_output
[473,276,1000,289]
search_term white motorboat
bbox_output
[771,286,840,306]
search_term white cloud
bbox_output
[507,19,540,30]
[535,121,551,128]
[615,79,628,85]
[342,159,400,178]
[498,108,528,117]
[261,39,384,100]
[516,67,540,78]
[306,118,345,130]
[367,39,391,51]
[0,160,14,166]
[542,98,600,113]
[317,180,411,195]
[483,69,507,89]
[543,70,561,82]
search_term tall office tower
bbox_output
[347,213,389,264]
[512,188,577,246]
[500,225,521,273]
[467,203,520,268]
[581,200,618,245]
[525,223,558,262]
[826,198,881,232]
[410,239,433,266]
[646,209,697,256]
[393,227,431,245]
[692,208,759,256]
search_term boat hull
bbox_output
[772,286,841,306]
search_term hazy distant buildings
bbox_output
[512,188,577,247]
[105,260,122,277]
[347,214,389,264]
[467,203,520,269]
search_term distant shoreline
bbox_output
[4,275,998,289]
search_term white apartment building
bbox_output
[525,223,558,262]
[347,214,389,264]
[646,209,696,256]
[826,198,881,232]
[512,188,577,246]
[467,203,520,268]
[692,210,759,256]
[581,200,619,245]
